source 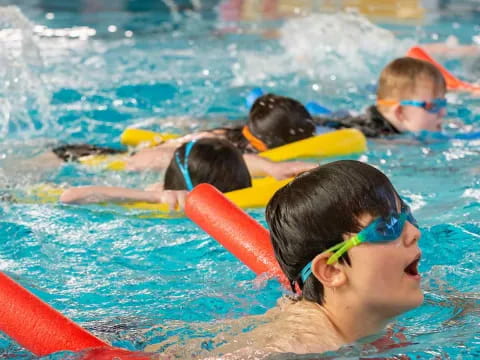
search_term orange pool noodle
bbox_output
[185,183,290,289]
[406,46,480,91]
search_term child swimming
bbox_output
[60,138,253,210]
[315,57,447,137]
[200,160,422,357]
[51,93,316,180]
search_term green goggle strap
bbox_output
[299,234,366,283]
[325,234,364,265]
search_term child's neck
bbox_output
[320,295,392,345]
[377,107,407,133]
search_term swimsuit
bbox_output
[52,144,124,162]
[313,106,400,138]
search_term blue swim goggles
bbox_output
[300,202,418,283]
[378,98,447,114]
[175,140,196,191]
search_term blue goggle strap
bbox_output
[299,261,313,284]
[175,140,196,191]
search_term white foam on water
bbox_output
[462,188,480,201]
[232,12,415,87]
[0,6,51,138]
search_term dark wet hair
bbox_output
[266,160,399,305]
[247,94,315,149]
[164,138,252,192]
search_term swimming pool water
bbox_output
[0,1,479,359]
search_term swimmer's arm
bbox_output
[243,154,317,180]
[149,130,222,150]
[126,130,222,171]
[144,182,164,192]
[60,186,161,204]
[125,147,176,171]
[421,41,480,57]
[60,186,188,210]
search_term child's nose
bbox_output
[403,221,421,247]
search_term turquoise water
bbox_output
[0,1,479,359]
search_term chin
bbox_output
[414,289,425,307]
[402,290,424,312]
[388,291,424,317]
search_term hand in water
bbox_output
[149,189,188,211]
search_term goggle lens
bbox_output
[424,99,447,114]
[364,203,417,243]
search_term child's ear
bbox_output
[310,252,348,289]
[393,104,405,123]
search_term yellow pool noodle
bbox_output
[259,128,367,161]
[78,155,127,171]
[120,128,179,147]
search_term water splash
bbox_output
[232,12,415,87]
[0,6,51,139]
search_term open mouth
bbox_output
[404,256,421,276]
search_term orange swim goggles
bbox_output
[242,126,268,152]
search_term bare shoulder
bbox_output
[213,298,344,356]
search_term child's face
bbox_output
[344,212,423,318]
[400,78,446,132]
